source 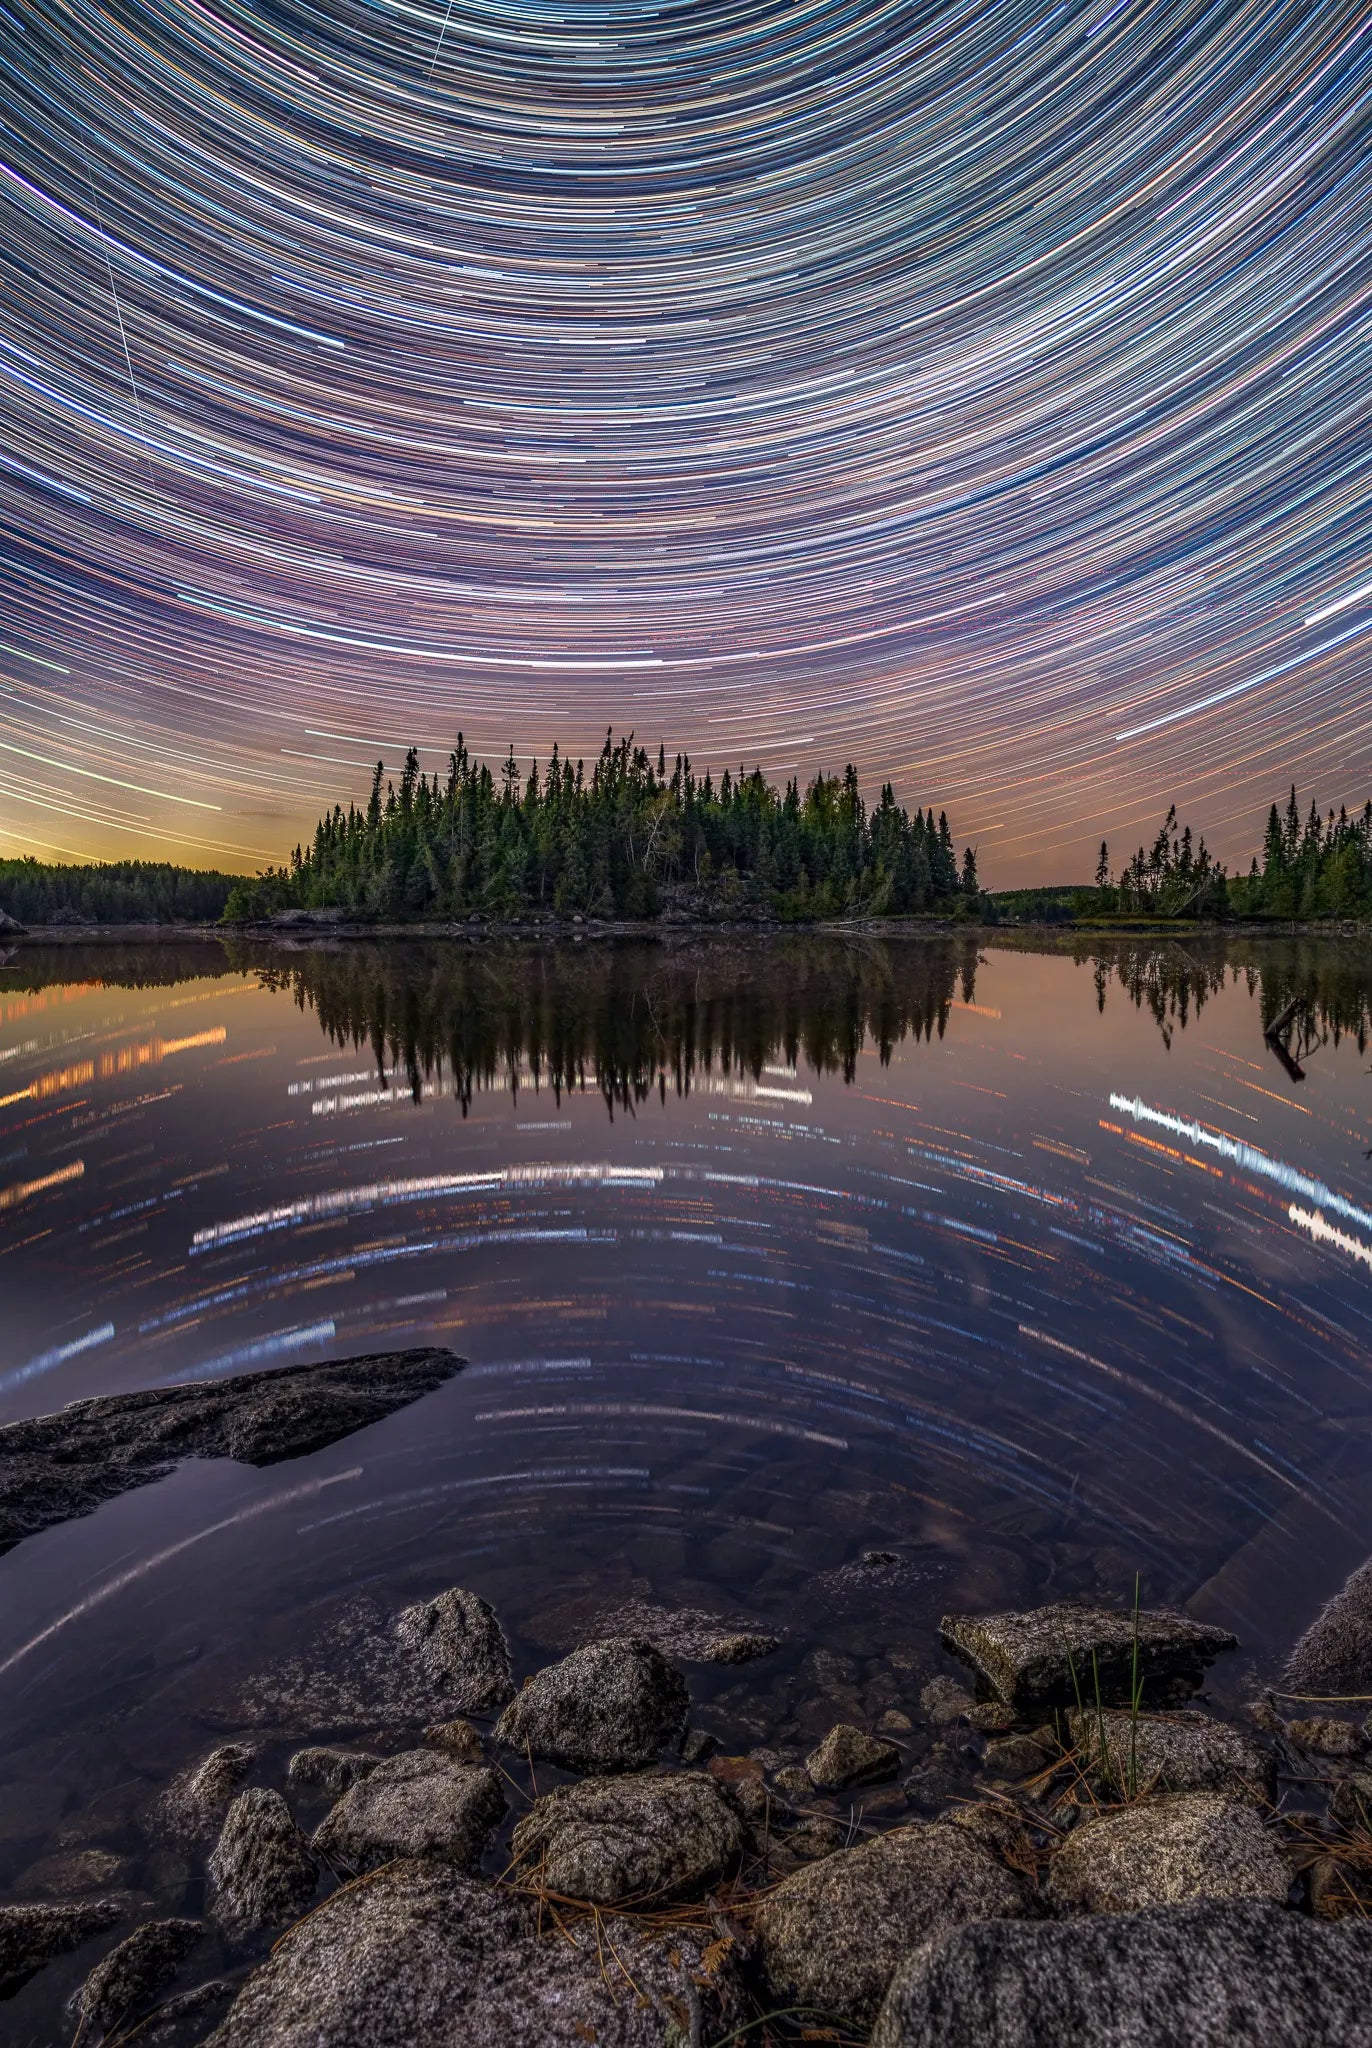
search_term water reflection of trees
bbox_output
[233,936,981,1115]
[0,942,238,991]
[1063,936,1372,1061]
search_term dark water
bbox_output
[2,931,1371,2029]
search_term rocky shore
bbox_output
[6,1557,1372,2045]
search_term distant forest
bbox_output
[222,733,981,924]
[0,856,236,927]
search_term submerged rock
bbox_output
[287,1747,380,1797]
[512,1771,743,1905]
[1285,1715,1367,1759]
[495,1638,689,1774]
[1068,1710,1273,1800]
[0,1899,123,1998]
[941,1603,1236,1714]
[394,1588,514,1713]
[753,1818,1028,2024]
[1284,1556,1372,1697]
[159,1745,258,1847]
[16,1847,131,1899]
[202,1859,743,2048]
[312,1752,505,1874]
[424,1719,485,1763]
[71,1918,203,2037]
[0,1349,462,1556]
[562,1598,782,1665]
[208,1789,318,1938]
[805,1722,902,1792]
[1046,1792,1290,1914]
[871,1901,1372,2047]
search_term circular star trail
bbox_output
[0,0,1370,875]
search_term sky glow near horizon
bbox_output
[1,0,1370,881]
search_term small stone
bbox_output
[905,1740,972,1812]
[681,1728,717,1764]
[773,1764,815,1802]
[208,1790,318,1938]
[871,1901,1372,2048]
[780,1817,846,1863]
[965,1702,1017,1734]
[1329,1770,1372,1827]
[984,1728,1058,1779]
[806,1723,902,1793]
[942,1604,1236,1714]
[159,1744,256,1846]
[706,1632,781,1664]
[71,1918,203,2037]
[287,1748,380,1796]
[1068,1710,1273,1801]
[878,1709,914,1735]
[394,1587,514,1713]
[313,1752,505,1874]
[754,1819,1028,2023]
[423,1718,485,1763]
[495,1637,688,1774]
[1046,1792,1290,1914]
[511,1772,744,1904]
[1286,1715,1367,1758]
[920,1677,976,1727]
[0,1900,123,1998]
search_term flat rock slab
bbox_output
[512,1771,744,1905]
[394,1587,514,1713]
[0,1349,462,1556]
[71,1918,204,2037]
[754,1819,1028,2024]
[1047,1792,1290,1914]
[0,1899,123,1997]
[871,1901,1372,2047]
[208,1790,318,1939]
[806,1722,902,1792]
[941,1603,1236,1713]
[312,1752,505,1874]
[1068,1710,1274,1801]
[496,1637,689,1774]
[1285,1556,1372,1696]
[202,1859,744,2048]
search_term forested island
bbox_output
[1,741,1370,929]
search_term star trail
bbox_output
[1,0,1370,878]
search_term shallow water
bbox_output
[2,931,1371,2028]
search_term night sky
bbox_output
[1,0,1370,881]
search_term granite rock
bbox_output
[512,1771,743,1904]
[313,1752,505,1874]
[1046,1792,1290,1914]
[941,1603,1236,1714]
[495,1638,688,1774]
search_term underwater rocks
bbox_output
[0,1899,123,1998]
[941,1602,1237,1713]
[511,1771,744,1905]
[202,1861,744,2048]
[871,1902,1372,2048]
[69,1918,203,2038]
[495,1637,689,1774]
[753,1819,1028,2024]
[0,1349,463,1555]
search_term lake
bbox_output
[1,930,1370,2011]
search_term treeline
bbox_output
[238,933,981,1114]
[1080,788,1372,922]
[0,857,236,927]
[223,733,981,925]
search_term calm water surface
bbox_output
[1,931,1371,2003]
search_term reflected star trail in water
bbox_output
[2,3,1371,876]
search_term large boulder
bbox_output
[495,1638,688,1774]
[0,1899,122,1997]
[208,1789,318,1938]
[1068,1710,1273,1801]
[1285,1557,1372,1696]
[0,1350,462,1557]
[1046,1793,1290,1914]
[312,1752,505,1874]
[202,1859,743,2048]
[70,1918,204,2037]
[871,1901,1372,2047]
[394,1588,514,1713]
[511,1771,744,1904]
[941,1604,1236,1713]
[753,1819,1028,2024]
